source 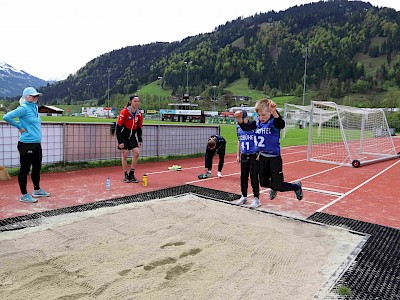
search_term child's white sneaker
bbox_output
[236,196,247,205]
[217,172,222,178]
[249,197,260,209]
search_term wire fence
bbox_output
[0,122,219,168]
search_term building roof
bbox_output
[39,105,64,112]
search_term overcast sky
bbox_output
[1,0,399,80]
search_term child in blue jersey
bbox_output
[235,111,260,208]
[235,98,303,207]
[2,87,51,203]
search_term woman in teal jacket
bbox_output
[3,87,50,203]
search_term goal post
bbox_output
[308,101,399,167]
[282,103,311,140]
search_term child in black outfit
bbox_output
[235,111,260,207]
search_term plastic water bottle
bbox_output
[143,174,148,187]
[106,177,111,190]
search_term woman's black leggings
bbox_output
[17,142,42,194]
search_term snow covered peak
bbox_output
[0,60,26,75]
[0,60,47,98]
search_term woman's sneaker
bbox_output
[32,189,50,198]
[20,193,37,203]
[294,181,303,201]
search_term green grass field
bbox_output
[2,114,308,155]
[35,116,308,154]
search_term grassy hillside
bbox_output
[110,77,295,111]
[224,78,267,100]
[136,77,269,101]
[354,52,390,77]
[137,81,173,97]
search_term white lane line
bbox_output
[281,145,307,150]
[186,172,241,184]
[308,181,353,191]
[302,187,344,197]
[282,149,307,155]
[282,158,308,165]
[257,192,324,206]
[185,156,344,197]
[256,165,344,199]
[186,158,308,184]
[189,158,341,196]
[291,165,343,182]
[146,160,239,175]
[317,159,400,212]
[302,200,325,205]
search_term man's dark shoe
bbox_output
[124,172,130,183]
[129,170,138,183]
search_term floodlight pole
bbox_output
[158,76,163,121]
[107,68,111,118]
[86,83,91,100]
[302,45,309,106]
[184,61,192,95]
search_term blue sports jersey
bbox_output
[255,118,281,156]
[236,125,257,155]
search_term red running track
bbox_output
[1,137,399,229]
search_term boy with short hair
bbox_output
[235,98,303,207]
[235,111,260,207]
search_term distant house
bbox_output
[38,105,64,116]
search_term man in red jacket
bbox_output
[116,95,143,183]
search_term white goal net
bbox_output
[308,101,399,167]
[282,104,310,137]
[282,103,337,142]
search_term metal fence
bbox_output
[0,122,220,168]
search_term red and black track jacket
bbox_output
[116,106,143,143]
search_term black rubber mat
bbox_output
[0,184,240,232]
[308,212,400,300]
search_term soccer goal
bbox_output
[308,101,399,167]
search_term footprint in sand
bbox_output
[139,244,203,280]
[165,263,194,280]
[160,241,186,249]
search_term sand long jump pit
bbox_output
[0,194,366,300]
